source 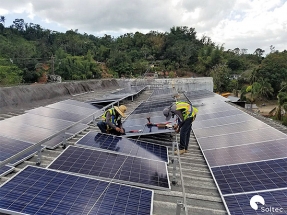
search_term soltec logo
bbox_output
[250,195,284,213]
[250,195,265,210]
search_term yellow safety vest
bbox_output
[102,108,121,124]
[176,102,198,120]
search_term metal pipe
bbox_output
[172,142,177,185]
[175,134,189,215]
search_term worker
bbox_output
[97,105,127,135]
[163,101,198,155]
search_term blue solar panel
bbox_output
[47,101,97,115]
[76,131,168,162]
[212,158,287,195]
[193,113,253,129]
[61,99,99,110]
[48,146,170,190]
[203,138,287,167]
[0,136,33,162]
[0,121,57,144]
[194,120,268,138]
[4,113,74,132]
[0,166,153,215]
[27,107,92,124]
[197,127,287,150]
[43,133,74,150]
[0,166,14,177]
[195,109,242,121]
[224,189,287,215]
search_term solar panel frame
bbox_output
[0,166,14,178]
[0,165,154,215]
[75,131,169,163]
[212,158,287,195]
[42,133,74,150]
[47,145,171,191]
[196,127,287,150]
[223,189,287,215]
[26,106,94,124]
[203,138,287,167]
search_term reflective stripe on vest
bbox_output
[102,108,121,124]
[176,102,197,120]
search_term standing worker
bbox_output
[97,105,127,135]
[163,101,198,155]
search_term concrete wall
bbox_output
[116,77,213,92]
[0,79,119,109]
[0,78,213,111]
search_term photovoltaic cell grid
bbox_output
[204,138,287,167]
[0,166,14,177]
[46,101,98,116]
[197,127,287,150]
[195,109,242,121]
[61,99,99,110]
[193,120,269,138]
[184,90,228,101]
[27,106,92,124]
[0,120,56,144]
[186,91,287,214]
[4,113,75,132]
[212,158,287,195]
[48,146,170,190]
[193,113,254,129]
[75,131,168,162]
[224,189,287,215]
[0,166,153,215]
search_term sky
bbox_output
[0,0,286,54]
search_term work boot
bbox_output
[174,149,185,155]
[185,150,188,153]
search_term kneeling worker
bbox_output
[163,101,198,155]
[97,105,127,135]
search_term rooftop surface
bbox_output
[1,86,286,215]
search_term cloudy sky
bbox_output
[1,0,286,54]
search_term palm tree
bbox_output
[0,16,5,26]
[275,92,287,120]
[258,78,273,98]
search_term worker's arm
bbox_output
[173,110,184,128]
[105,112,116,129]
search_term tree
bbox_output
[210,63,230,93]
[0,16,5,26]
[275,92,287,121]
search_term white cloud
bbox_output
[0,0,286,52]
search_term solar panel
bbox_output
[27,106,92,124]
[0,121,56,144]
[0,166,153,215]
[61,99,99,110]
[203,138,287,167]
[46,102,98,115]
[42,133,74,150]
[212,158,287,195]
[193,120,268,138]
[66,123,89,135]
[195,109,242,121]
[193,113,254,129]
[224,189,287,215]
[0,136,33,162]
[48,146,170,190]
[197,127,287,150]
[75,131,168,162]
[4,113,74,132]
[0,166,14,177]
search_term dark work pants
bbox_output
[179,117,192,150]
[97,121,107,133]
[97,121,124,136]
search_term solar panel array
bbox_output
[186,90,287,214]
[0,166,153,215]
[123,88,181,137]
[76,131,168,162]
[0,99,101,175]
[48,145,170,190]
